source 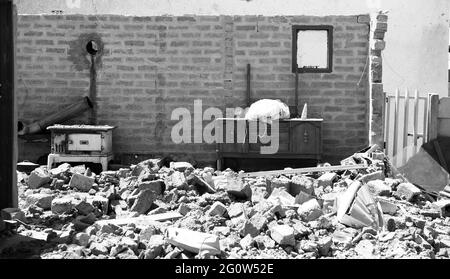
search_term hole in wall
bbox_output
[86,40,99,56]
[18,121,24,133]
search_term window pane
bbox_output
[297,30,328,69]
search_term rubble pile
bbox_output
[2,149,450,259]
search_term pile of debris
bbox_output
[1,147,450,259]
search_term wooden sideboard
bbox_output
[215,118,323,170]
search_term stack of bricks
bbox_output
[15,14,372,165]
[364,12,388,147]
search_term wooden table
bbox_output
[215,118,323,170]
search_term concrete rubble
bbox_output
[1,148,450,259]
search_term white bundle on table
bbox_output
[245,99,290,123]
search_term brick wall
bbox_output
[16,14,370,165]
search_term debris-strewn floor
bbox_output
[1,150,450,259]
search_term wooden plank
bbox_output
[438,97,450,119]
[423,97,428,144]
[244,164,367,177]
[166,227,221,255]
[402,88,409,165]
[384,95,390,155]
[413,90,419,153]
[393,89,400,165]
[0,0,17,209]
[427,93,439,142]
[95,211,183,227]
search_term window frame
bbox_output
[292,25,333,73]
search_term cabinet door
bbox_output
[217,119,248,153]
[290,122,319,154]
[248,121,290,153]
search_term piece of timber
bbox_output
[244,164,367,177]
[95,211,182,227]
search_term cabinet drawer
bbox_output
[68,134,102,151]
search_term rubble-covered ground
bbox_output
[1,150,450,259]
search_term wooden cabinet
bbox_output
[216,118,322,170]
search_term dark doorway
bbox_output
[0,0,17,209]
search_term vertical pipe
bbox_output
[294,70,299,117]
[413,90,419,154]
[89,54,97,125]
[402,88,409,165]
[393,89,399,166]
[246,64,251,108]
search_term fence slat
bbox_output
[385,96,390,155]
[413,90,418,153]
[423,98,428,144]
[393,89,400,165]
[428,93,439,142]
[402,88,409,165]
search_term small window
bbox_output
[292,25,333,73]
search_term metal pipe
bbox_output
[18,96,93,135]
[246,64,251,107]
[89,54,97,125]
[294,70,299,117]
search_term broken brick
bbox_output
[297,199,323,222]
[269,176,290,192]
[359,171,384,183]
[292,220,311,237]
[28,167,51,189]
[138,179,165,195]
[267,187,295,206]
[240,213,268,237]
[250,186,268,204]
[92,196,109,215]
[270,224,295,246]
[431,199,450,217]
[74,232,90,247]
[74,200,95,215]
[240,234,255,249]
[143,235,165,259]
[254,235,276,249]
[317,172,337,187]
[25,193,54,210]
[367,180,391,196]
[318,236,333,256]
[130,189,156,215]
[69,173,95,192]
[377,198,399,215]
[170,161,193,172]
[51,197,74,214]
[165,171,188,190]
[290,175,315,196]
[207,201,227,217]
[227,203,245,218]
[394,183,421,202]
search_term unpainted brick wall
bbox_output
[16,14,370,165]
